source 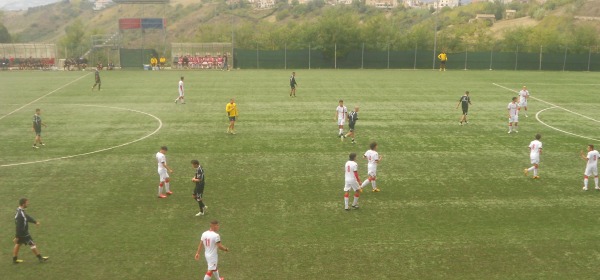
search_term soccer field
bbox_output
[1,69,600,279]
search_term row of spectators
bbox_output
[173,54,229,70]
[1,57,56,70]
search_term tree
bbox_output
[0,23,11,43]
[58,19,87,58]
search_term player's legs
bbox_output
[229,119,236,134]
[513,121,518,132]
[337,119,345,137]
[164,177,172,194]
[508,121,512,133]
[12,240,22,263]
[158,171,167,198]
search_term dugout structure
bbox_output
[0,43,57,69]
[115,0,169,68]
[171,43,233,69]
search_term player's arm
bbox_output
[194,241,204,260]
[353,170,361,186]
[217,241,229,252]
[580,151,589,161]
[456,100,461,109]
[162,162,173,173]
[376,155,382,163]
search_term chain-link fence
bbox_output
[232,44,600,71]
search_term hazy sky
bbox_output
[0,0,63,11]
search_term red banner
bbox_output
[119,18,141,30]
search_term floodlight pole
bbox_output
[432,1,438,70]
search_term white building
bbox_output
[93,0,113,11]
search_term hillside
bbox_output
[2,0,600,52]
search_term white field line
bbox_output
[0,73,91,121]
[492,83,600,141]
[0,104,163,168]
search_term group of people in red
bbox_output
[1,57,55,70]
[174,54,228,70]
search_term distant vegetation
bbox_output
[2,0,599,57]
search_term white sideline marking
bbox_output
[493,83,600,141]
[535,107,600,142]
[0,104,163,168]
[0,73,91,121]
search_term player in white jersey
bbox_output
[334,99,348,139]
[156,146,174,198]
[518,86,529,117]
[580,144,600,191]
[524,134,542,179]
[344,153,362,210]
[175,76,185,104]
[195,220,229,280]
[507,97,519,133]
[361,141,382,192]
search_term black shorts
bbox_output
[228,116,236,122]
[194,184,205,201]
[34,129,41,136]
[462,107,468,115]
[290,84,296,89]
[15,235,35,246]
[348,122,356,131]
[441,61,446,65]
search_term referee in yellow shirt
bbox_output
[225,98,238,134]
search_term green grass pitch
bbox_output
[1,69,600,279]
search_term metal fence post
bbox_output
[539,45,543,71]
[308,43,311,70]
[361,43,364,69]
[256,42,259,69]
[334,43,337,69]
[562,46,567,71]
[387,43,390,69]
[515,45,518,71]
[587,46,592,72]
[489,47,493,70]
[413,43,417,70]
[464,46,468,70]
[284,42,287,70]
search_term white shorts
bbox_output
[205,255,218,271]
[158,169,169,182]
[530,156,539,165]
[367,169,377,178]
[519,101,527,107]
[179,91,184,97]
[585,165,598,177]
[343,181,360,192]
[337,119,345,126]
[509,115,519,123]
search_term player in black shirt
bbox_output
[344,106,359,144]
[289,72,298,97]
[456,91,472,125]
[92,69,101,91]
[32,108,46,149]
[13,198,49,263]
[191,160,207,216]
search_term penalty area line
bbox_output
[0,104,163,168]
[535,107,600,142]
[0,73,91,121]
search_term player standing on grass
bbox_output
[13,198,49,264]
[361,141,382,192]
[91,69,101,91]
[226,98,238,134]
[518,86,530,117]
[192,159,208,216]
[456,91,471,125]
[507,97,519,133]
[335,100,348,139]
[289,71,298,97]
[344,153,362,211]
[524,134,542,179]
[344,106,359,144]
[195,220,229,280]
[437,50,448,71]
[32,108,46,149]
[156,146,174,198]
[175,76,185,104]
[580,145,600,191]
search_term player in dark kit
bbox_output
[344,106,359,144]
[92,69,101,91]
[456,91,472,125]
[191,160,207,216]
[289,72,298,97]
[32,108,46,149]
[13,198,49,264]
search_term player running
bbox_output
[360,141,382,192]
[524,134,542,179]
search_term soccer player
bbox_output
[507,97,519,133]
[456,91,471,125]
[524,134,542,179]
[344,153,362,211]
[192,159,208,216]
[13,198,49,264]
[360,141,382,192]
[195,220,229,280]
[289,71,298,97]
[91,69,101,91]
[32,108,46,149]
[175,76,185,104]
[518,86,530,117]
[437,51,447,71]
[344,106,359,144]
[335,100,348,139]
[580,145,600,191]
[225,98,238,134]
[156,146,174,198]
